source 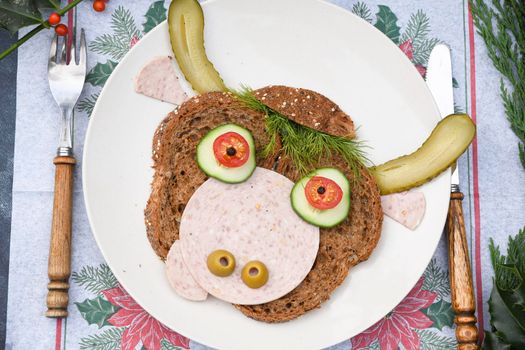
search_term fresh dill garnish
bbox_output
[471,0,525,170]
[232,87,369,176]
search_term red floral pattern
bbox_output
[130,35,140,48]
[398,40,427,78]
[102,285,190,350]
[351,277,437,350]
[399,40,414,60]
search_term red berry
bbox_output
[48,12,61,25]
[55,24,68,36]
[93,0,106,12]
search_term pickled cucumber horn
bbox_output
[168,0,227,93]
[371,114,475,195]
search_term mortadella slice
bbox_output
[381,191,426,230]
[166,240,208,301]
[135,56,188,105]
[179,167,320,305]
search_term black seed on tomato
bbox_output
[226,147,237,156]
[317,186,326,194]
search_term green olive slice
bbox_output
[241,261,269,289]
[207,250,235,277]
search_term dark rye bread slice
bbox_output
[254,85,356,139]
[146,86,382,323]
[236,155,383,323]
[145,91,276,259]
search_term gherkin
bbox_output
[370,114,476,195]
[168,0,227,93]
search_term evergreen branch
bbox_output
[72,264,118,294]
[416,329,457,350]
[413,37,441,65]
[79,327,125,350]
[489,227,525,291]
[160,339,186,350]
[77,92,100,117]
[111,6,141,43]
[471,0,525,170]
[89,34,129,60]
[351,2,373,23]
[423,259,451,299]
[232,87,369,177]
[400,10,431,46]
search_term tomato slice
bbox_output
[212,131,250,168]
[304,176,343,210]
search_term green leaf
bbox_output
[34,0,59,9]
[421,299,454,330]
[86,60,118,87]
[374,5,401,44]
[482,331,512,350]
[79,327,125,350]
[488,283,525,347]
[75,296,119,329]
[0,0,43,33]
[72,263,118,294]
[143,0,166,33]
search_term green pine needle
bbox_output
[232,87,369,177]
[72,264,119,295]
[471,0,525,170]
[77,92,100,117]
[415,330,457,350]
[422,259,451,299]
[79,327,125,350]
[489,227,525,291]
[351,2,373,23]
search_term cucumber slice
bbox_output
[371,114,476,195]
[168,0,227,93]
[291,168,351,228]
[196,124,256,183]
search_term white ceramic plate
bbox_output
[83,0,449,349]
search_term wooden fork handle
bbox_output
[447,191,479,349]
[46,155,75,318]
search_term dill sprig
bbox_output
[470,0,525,170]
[232,87,369,176]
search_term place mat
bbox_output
[5,0,525,349]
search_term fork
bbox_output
[46,21,87,318]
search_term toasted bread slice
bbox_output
[145,92,276,259]
[145,86,382,323]
[254,85,356,139]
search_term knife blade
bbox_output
[426,44,459,190]
[426,44,480,349]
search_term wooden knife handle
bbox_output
[46,156,75,318]
[447,191,479,349]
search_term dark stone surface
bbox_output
[0,31,18,348]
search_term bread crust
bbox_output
[254,85,356,139]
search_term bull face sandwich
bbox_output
[138,0,475,324]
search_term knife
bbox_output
[427,44,480,350]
